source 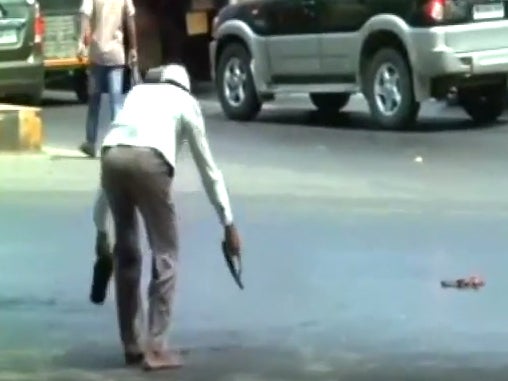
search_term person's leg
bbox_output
[81,65,105,157]
[101,147,143,363]
[93,187,109,234]
[107,65,125,121]
[131,149,181,370]
[93,153,146,337]
[89,187,113,305]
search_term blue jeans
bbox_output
[85,64,124,146]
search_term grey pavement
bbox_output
[2,90,508,380]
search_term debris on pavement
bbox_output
[440,276,485,290]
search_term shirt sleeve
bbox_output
[125,0,136,17]
[79,0,93,16]
[182,99,234,226]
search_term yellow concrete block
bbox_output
[18,109,43,150]
[0,104,43,152]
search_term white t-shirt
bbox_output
[80,0,135,66]
[101,83,234,226]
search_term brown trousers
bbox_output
[101,145,177,353]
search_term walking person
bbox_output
[77,0,138,157]
[95,64,241,370]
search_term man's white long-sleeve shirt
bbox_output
[101,83,234,226]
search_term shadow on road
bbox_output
[41,97,81,108]
[46,342,508,381]
[39,82,217,108]
[191,81,216,99]
[50,343,303,380]
[0,95,81,108]
[49,155,95,161]
[51,343,125,371]
[255,109,503,133]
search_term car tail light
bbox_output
[34,1,45,45]
[424,0,445,22]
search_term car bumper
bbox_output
[44,57,88,70]
[209,40,218,82]
[410,20,508,78]
[0,56,44,96]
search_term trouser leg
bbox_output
[145,201,177,351]
[101,148,142,354]
[132,149,177,352]
[85,65,104,147]
[107,65,125,120]
[93,188,109,233]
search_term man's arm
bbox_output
[124,0,137,60]
[182,100,234,226]
[79,0,92,44]
[78,0,92,58]
[80,14,91,43]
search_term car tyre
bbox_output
[310,93,351,113]
[73,68,89,103]
[216,43,261,121]
[364,48,420,129]
[27,91,43,106]
[458,84,505,124]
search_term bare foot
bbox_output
[124,352,144,366]
[143,349,183,371]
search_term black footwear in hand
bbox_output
[90,232,113,305]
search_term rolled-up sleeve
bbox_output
[125,0,136,17]
[182,99,234,226]
[80,0,93,16]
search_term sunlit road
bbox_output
[2,90,508,380]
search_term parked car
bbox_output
[39,0,231,102]
[210,0,508,129]
[0,0,45,105]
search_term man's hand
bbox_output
[128,48,138,66]
[222,225,244,289]
[77,40,87,60]
[224,224,241,256]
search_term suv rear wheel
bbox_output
[216,43,261,121]
[73,69,89,104]
[458,84,505,124]
[364,48,420,129]
[310,93,351,113]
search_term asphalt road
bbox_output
[2,90,508,380]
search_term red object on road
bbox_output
[441,276,485,290]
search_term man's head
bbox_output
[144,64,191,92]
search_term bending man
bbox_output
[95,64,241,370]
